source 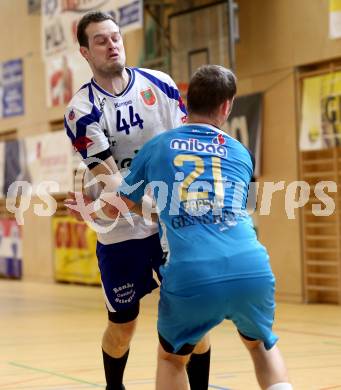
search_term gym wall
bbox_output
[0,1,145,282]
[1,0,341,301]
[236,0,341,302]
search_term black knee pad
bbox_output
[158,332,195,356]
[108,302,140,324]
[238,329,257,341]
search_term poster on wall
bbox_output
[28,0,41,14]
[300,71,341,150]
[2,140,30,199]
[0,142,5,198]
[53,216,100,285]
[24,130,74,194]
[41,0,143,58]
[329,0,341,39]
[224,93,263,177]
[0,219,22,279]
[1,132,74,200]
[45,51,91,107]
[1,59,24,118]
[42,0,143,106]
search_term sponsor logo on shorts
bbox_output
[113,282,136,304]
[170,138,227,157]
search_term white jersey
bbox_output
[64,67,187,244]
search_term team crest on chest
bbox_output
[140,88,156,106]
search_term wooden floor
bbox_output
[1,280,341,390]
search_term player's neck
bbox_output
[187,114,222,130]
[93,68,130,95]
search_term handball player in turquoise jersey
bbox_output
[96,65,293,390]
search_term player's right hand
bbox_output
[64,191,95,222]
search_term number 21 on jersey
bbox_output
[173,154,224,203]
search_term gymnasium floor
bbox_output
[1,280,341,390]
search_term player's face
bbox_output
[83,20,126,76]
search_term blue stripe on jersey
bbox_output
[79,82,90,91]
[88,84,95,104]
[133,68,187,115]
[65,85,102,159]
[124,67,136,95]
[64,115,75,144]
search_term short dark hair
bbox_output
[77,11,118,48]
[187,65,237,116]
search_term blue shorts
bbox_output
[97,234,164,313]
[158,275,278,354]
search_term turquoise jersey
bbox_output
[122,123,273,292]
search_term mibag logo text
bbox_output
[170,138,227,157]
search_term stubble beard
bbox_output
[98,61,125,78]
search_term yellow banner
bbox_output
[300,70,341,150]
[330,0,341,12]
[330,0,341,38]
[52,216,100,285]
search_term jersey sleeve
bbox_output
[64,88,109,161]
[165,74,188,128]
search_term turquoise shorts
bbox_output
[157,275,278,354]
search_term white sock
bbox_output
[266,383,293,390]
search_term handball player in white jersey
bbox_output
[64,11,210,390]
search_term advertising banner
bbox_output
[0,59,24,118]
[329,0,341,39]
[300,71,341,150]
[0,142,5,198]
[53,216,100,284]
[0,219,22,278]
[25,130,74,194]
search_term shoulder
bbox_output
[145,131,168,148]
[145,127,185,152]
[227,134,254,166]
[65,82,102,121]
[132,67,177,86]
[138,130,172,156]
[64,84,103,132]
[67,82,91,107]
